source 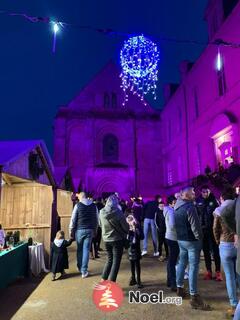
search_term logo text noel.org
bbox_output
[129,290,182,306]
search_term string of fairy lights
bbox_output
[1,9,239,105]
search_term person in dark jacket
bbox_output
[131,197,143,225]
[155,202,169,261]
[51,230,73,281]
[99,194,129,282]
[69,192,98,278]
[142,195,161,256]
[90,198,104,259]
[175,186,211,311]
[196,186,222,281]
[126,214,144,288]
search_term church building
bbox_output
[53,62,162,199]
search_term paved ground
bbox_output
[0,243,234,320]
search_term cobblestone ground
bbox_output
[0,243,234,320]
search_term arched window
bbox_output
[178,107,182,132]
[112,92,117,108]
[103,92,110,108]
[217,66,227,96]
[103,134,119,162]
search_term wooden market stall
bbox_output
[0,140,56,263]
[55,167,75,236]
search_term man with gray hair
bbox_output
[174,186,211,311]
[69,192,98,278]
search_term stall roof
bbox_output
[54,166,74,190]
[0,140,55,186]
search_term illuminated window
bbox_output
[217,66,227,96]
[103,134,119,162]
[196,144,202,175]
[194,87,199,119]
[168,120,171,142]
[167,163,173,186]
[178,107,182,132]
[177,156,183,181]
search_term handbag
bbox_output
[107,218,130,249]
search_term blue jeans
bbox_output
[75,229,93,274]
[234,299,240,320]
[176,240,202,295]
[143,218,157,252]
[219,242,240,307]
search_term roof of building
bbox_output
[0,140,55,186]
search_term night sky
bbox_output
[0,1,208,153]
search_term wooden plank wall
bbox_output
[57,189,73,237]
[0,183,53,263]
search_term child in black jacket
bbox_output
[155,202,169,261]
[51,231,73,281]
[126,215,144,288]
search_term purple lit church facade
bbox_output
[53,62,162,199]
[54,0,240,198]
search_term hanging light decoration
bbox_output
[52,22,62,53]
[120,35,160,106]
[216,47,223,71]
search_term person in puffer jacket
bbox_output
[196,186,221,281]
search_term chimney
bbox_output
[163,83,179,104]
[179,60,193,82]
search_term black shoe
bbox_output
[177,287,189,299]
[99,248,104,252]
[171,287,177,292]
[190,294,212,311]
[129,278,137,286]
[137,282,144,288]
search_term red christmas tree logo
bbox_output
[93,280,124,312]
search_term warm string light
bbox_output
[120,35,159,106]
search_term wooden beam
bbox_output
[2,173,12,186]
[36,146,56,187]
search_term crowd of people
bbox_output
[50,187,240,319]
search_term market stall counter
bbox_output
[0,242,28,289]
